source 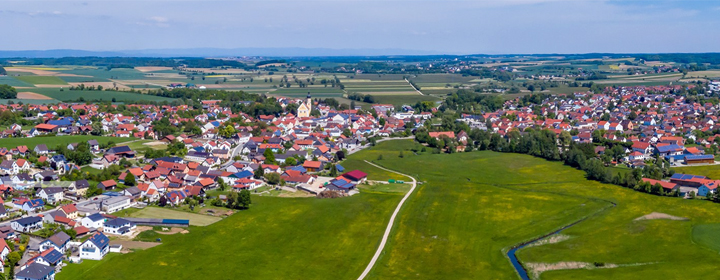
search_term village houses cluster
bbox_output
[0,93,396,279]
[448,84,720,197]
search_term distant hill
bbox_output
[0,48,442,58]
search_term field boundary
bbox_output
[357,160,418,280]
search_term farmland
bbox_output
[25,88,176,102]
[57,193,403,280]
[343,140,720,279]
[15,75,68,85]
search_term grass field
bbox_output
[58,193,403,280]
[26,88,176,102]
[15,75,68,85]
[673,165,720,179]
[371,95,439,106]
[344,140,720,279]
[0,76,35,87]
[691,223,720,252]
[0,135,134,149]
[121,207,222,226]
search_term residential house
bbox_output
[37,187,64,205]
[29,248,64,267]
[33,144,50,155]
[103,218,136,235]
[69,180,89,196]
[80,213,106,229]
[79,232,110,260]
[15,263,55,280]
[11,216,43,233]
[38,231,71,253]
[59,204,79,220]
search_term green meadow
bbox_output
[52,139,720,280]
[58,193,403,280]
[349,140,720,279]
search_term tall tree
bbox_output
[238,189,252,209]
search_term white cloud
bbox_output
[150,16,167,23]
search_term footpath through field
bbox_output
[357,160,417,280]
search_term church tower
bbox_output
[298,92,312,118]
[306,92,312,111]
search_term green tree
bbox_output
[218,177,228,191]
[254,166,264,179]
[0,85,17,99]
[7,251,20,267]
[329,164,338,177]
[265,172,281,185]
[238,189,252,209]
[263,148,276,164]
[124,174,136,186]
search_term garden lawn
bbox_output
[0,135,134,149]
[58,193,402,280]
[125,207,221,226]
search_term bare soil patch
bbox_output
[526,262,620,279]
[183,68,250,74]
[135,66,174,72]
[143,141,166,146]
[111,240,161,252]
[5,67,90,77]
[17,92,53,100]
[634,212,689,221]
[526,234,571,248]
[155,227,189,235]
[32,84,69,88]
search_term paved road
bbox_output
[356,160,418,280]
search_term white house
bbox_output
[11,216,43,233]
[0,239,10,262]
[38,231,71,253]
[80,213,106,229]
[37,187,64,205]
[103,218,136,235]
[79,232,110,260]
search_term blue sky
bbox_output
[1,0,719,54]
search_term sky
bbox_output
[1,0,719,55]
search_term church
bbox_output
[297,92,312,118]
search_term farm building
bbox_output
[685,154,715,165]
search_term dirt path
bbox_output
[357,159,418,280]
[405,78,424,95]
